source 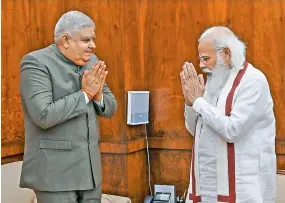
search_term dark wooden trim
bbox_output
[1,153,24,164]
[276,141,285,155]
[99,137,193,154]
[99,138,146,154]
[2,137,285,156]
[277,170,285,175]
[148,137,193,150]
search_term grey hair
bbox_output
[199,26,246,69]
[54,11,95,43]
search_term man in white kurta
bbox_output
[180,26,276,203]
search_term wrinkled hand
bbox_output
[81,61,106,99]
[180,62,205,106]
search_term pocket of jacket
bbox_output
[39,140,72,150]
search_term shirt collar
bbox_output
[52,44,75,65]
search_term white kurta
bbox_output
[185,63,276,203]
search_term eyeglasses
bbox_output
[198,56,209,64]
[198,47,224,64]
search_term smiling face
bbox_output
[62,26,96,66]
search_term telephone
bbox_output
[144,193,172,203]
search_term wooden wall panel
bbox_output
[2,0,30,157]
[2,0,285,203]
[122,0,150,141]
[144,0,198,140]
[252,0,285,142]
[101,154,126,196]
[126,150,149,202]
[150,149,191,198]
[277,155,285,172]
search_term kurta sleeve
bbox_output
[184,104,199,136]
[192,79,272,143]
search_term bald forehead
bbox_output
[198,39,215,53]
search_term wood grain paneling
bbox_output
[252,0,285,142]
[101,153,127,196]
[150,149,191,199]
[2,1,285,203]
[144,0,197,140]
[277,155,285,174]
[122,0,150,142]
[126,150,149,202]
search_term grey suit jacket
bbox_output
[19,44,117,192]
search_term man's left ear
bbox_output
[224,48,231,63]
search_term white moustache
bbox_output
[202,67,213,74]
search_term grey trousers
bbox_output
[34,184,102,203]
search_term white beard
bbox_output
[203,56,230,104]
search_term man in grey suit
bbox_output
[19,10,117,203]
